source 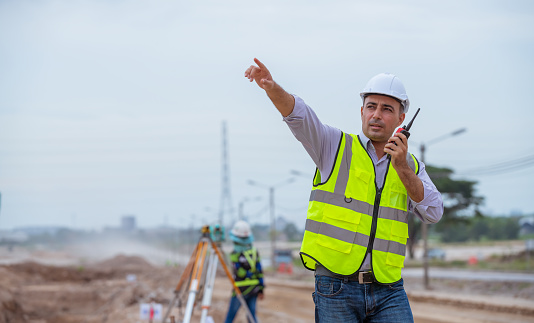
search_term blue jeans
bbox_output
[313,275,413,323]
[224,294,257,323]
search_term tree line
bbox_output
[406,165,523,257]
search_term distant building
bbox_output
[121,215,137,231]
[13,226,66,236]
[0,230,28,243]
[519,216,534,236]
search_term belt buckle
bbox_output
[358,271,373,284]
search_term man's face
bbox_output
[361,94,405,143]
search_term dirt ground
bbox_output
[1,247,534,323]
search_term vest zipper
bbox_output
[365,186,383,258]
[364,157,391,273]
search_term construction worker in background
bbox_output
[244,58,443,322]
[224,220,264,323]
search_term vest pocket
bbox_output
[386,221,408,268]
[321,204,362,224]
[391,221,409,240]
[387,184,408,210]
[386,252,405,268]
[317,228,355,254]
[316,205,360,254]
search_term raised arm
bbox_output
[244,58,295,117]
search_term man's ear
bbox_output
[361,106,364,118]
[397,113,406,127]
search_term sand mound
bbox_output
[93,254,154,273]
[0,267,24,287]
[5,261,90,282]
[0,255,162,323]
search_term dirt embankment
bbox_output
[0,254,180,323]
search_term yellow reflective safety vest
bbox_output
[230,247,264,296]
[300,133,419,284]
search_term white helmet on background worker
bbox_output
[360,73,410,113]
[231,220,251,238]
[230,220,254,245]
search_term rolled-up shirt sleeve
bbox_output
[409,162,444,224]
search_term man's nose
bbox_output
[372,109,382,119]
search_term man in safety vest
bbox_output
[224,220,264,323]
[244,58,443,322]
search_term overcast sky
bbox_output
[1,0,533,231]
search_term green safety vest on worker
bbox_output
[300,132,420,284]
[230,247,264,296]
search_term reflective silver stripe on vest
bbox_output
[305,219,370,247]
[373,237,406,256]
[333,133,353,194]
[380,207,408,223]
[310,190,408,223]
[305,219,404,256]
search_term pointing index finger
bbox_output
[254,58,267,70]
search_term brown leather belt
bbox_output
[315,264,376,284]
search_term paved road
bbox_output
[403,267,534,282]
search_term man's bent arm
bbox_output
[386,131,442,223]
[396,164,425,203]
[410,164,443,224]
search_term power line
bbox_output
[455,154,534,177]
[276,204,309,212]
[250,204,269,219]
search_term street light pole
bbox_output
[419,127,466,290]
[269,187,275,268]
[420,143,430,290]
[248,178,295,270]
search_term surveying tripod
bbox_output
[162,225,257,323]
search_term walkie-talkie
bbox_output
[396,107,420,139]
[387,108,420,159]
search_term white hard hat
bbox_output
[360,73,410,113]
[231,220,251,238]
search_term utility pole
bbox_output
[219,121,234,228]
[269,187,275,267]
[420,144,430,290]
[248,178,295,269]
[419,127,466,289]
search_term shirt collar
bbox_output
[359,131,392,164]
[358,131,374,153]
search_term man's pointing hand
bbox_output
[244,58,275,90]
[244,58,294,116]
